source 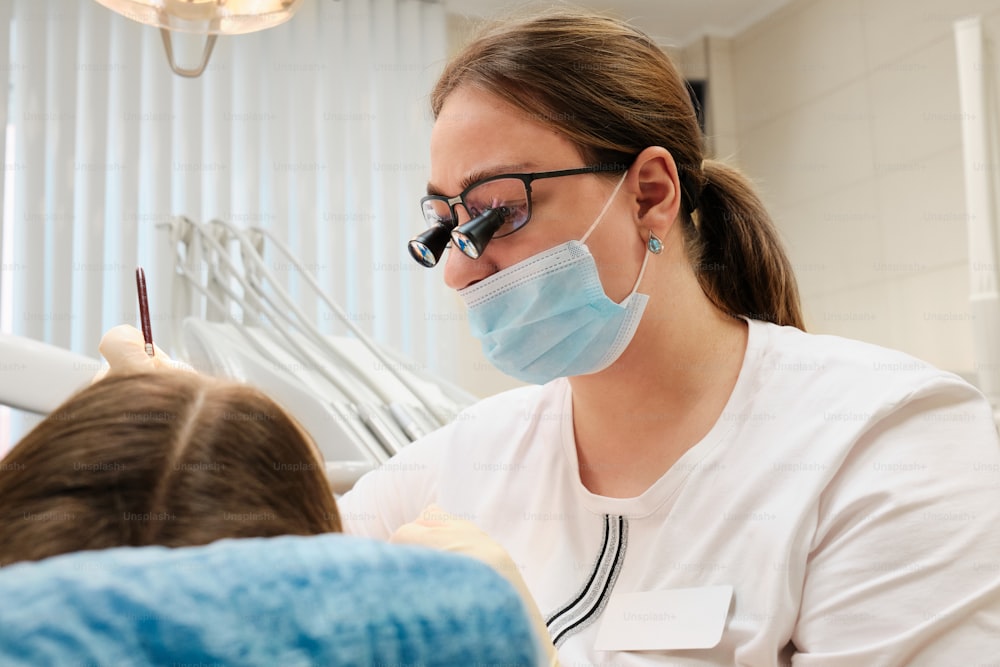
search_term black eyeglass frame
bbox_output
[419,163,628,239]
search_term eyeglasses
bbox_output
[408,164,627,267]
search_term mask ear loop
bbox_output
[579,171,652,301]
[580,171,629,244]
[627,238,653,297]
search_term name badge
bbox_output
[593,585,733,651]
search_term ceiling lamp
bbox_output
[93,0,304,78]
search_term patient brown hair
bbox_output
[0,372,341,566]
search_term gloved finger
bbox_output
[390,505,509,570]
[388,520,433,546]
[97,324,181,377]
[392,505,476,544]
[389,516,477,552]
[415,503,459,526]
[98,324,164,375]
[391,504,560,667]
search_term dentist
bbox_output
[102,9,1000,665]
[340,10,1000,665]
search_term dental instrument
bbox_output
[136,266,155,358]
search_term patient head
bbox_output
[0,372,341,566]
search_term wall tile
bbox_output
[885,264,976,373]
[861,0,1000,71]
[778,177,883,298]
[803,282,895,349]
[736,79,875,211]
[733,0,866,133]
[868,37,963,170]
[876,146,969,271]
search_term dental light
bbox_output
[93,0,303,77]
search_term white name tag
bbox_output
[593,585,733,651]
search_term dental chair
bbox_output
[0,533,544,665]
[0,333,99,416]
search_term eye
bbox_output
[492,202,530,237]
[466,194,501,219]
[464,177,530,237]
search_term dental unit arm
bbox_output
[164,216,475,492]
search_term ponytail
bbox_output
[688,159,804,330]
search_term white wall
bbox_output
[723,0,1000,379]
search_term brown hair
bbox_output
[0,372,341,566]
[432,10,804,329]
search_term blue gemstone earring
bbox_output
[647,231,663,255]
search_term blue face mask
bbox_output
[457,173,651,384]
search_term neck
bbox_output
[569,259,748,498]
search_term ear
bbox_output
[626,146,682,240]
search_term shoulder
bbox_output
[338,380,568,537]
[351,380,565,488]
[467,380,560,412]
[737,319,997,486]
[756,318,936,374]
[750,319,981,410]
[445,381,563,434]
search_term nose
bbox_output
[443,239,498,290]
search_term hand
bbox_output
[390,505,559,666]
[93,324,192,382]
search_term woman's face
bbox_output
[429,86,644,302]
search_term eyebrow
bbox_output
[426,162,536,196]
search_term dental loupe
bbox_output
[407,208,507,266]
[451,208,505,260]
[408,221,453,268]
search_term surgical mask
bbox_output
[457,173,651,384]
